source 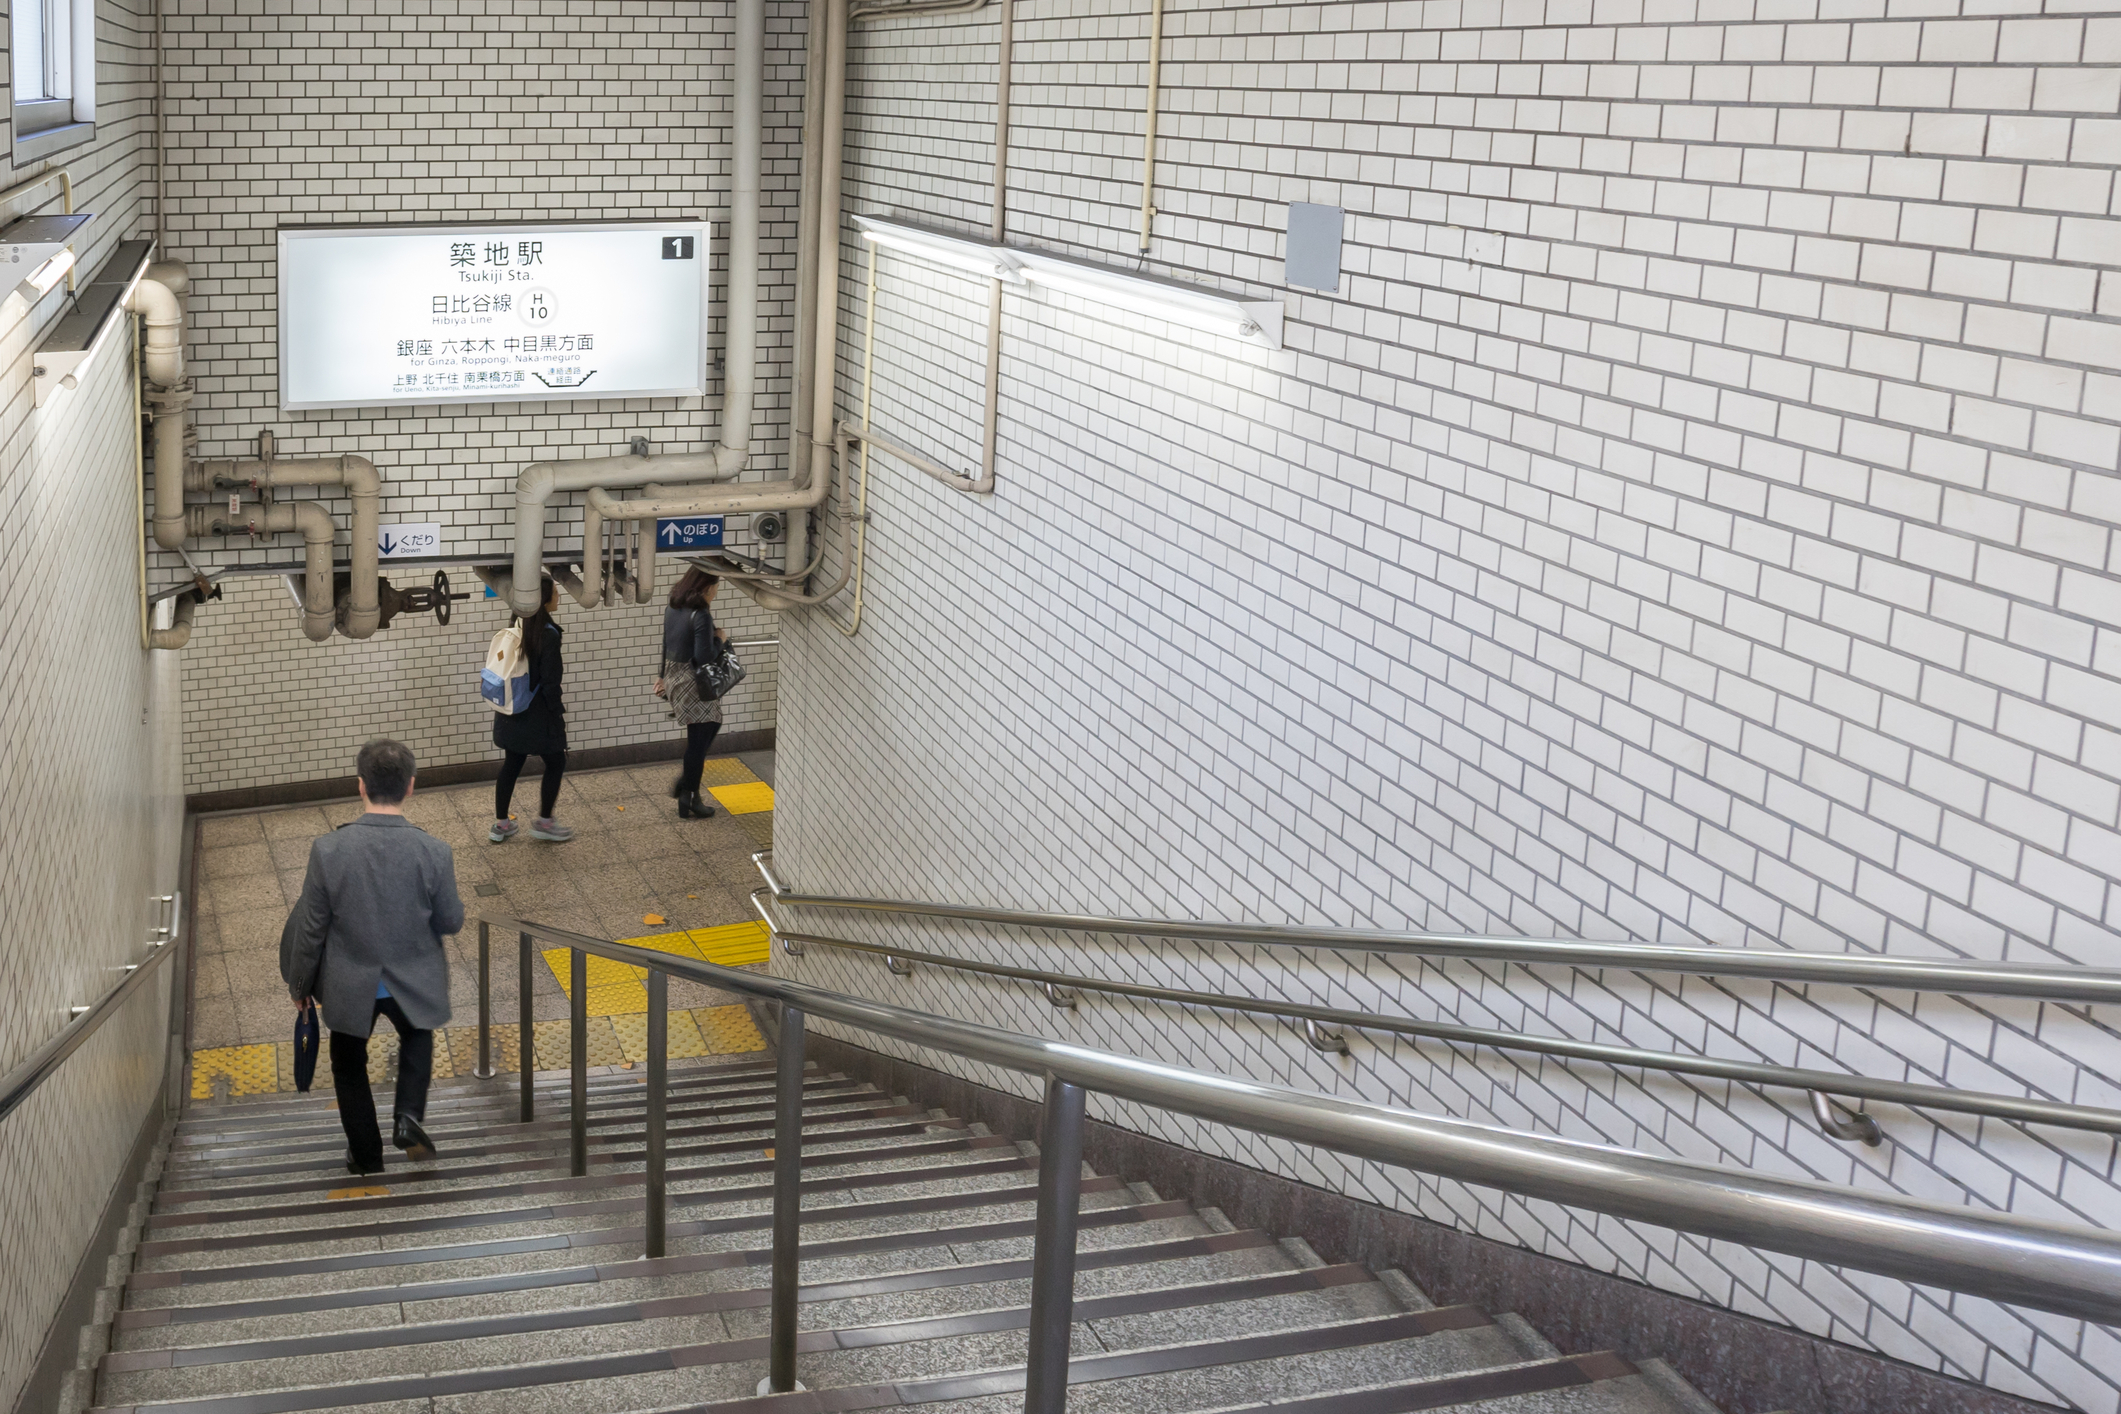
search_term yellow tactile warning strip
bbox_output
[708,780,776,815]
[192,1004,762,1099]
[541,921,771,1014]
[190,1044,282,1099]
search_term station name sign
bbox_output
[278,221,709,410]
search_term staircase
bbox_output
[69,1053,1738,1414]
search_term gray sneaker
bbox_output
[529,817,574,842]
[488,818,519,843]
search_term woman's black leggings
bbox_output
[679,722,720,795]
[497,751,566,820]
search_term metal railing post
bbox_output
[768,1002,806,1394]
[645,969,668,1258]
[475,921,495,1078]
[518,931,535,1122]
[1023,1075,1086,1414]
[570,947,589,1176]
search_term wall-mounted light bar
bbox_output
[853,214,1283,350]
[34,237,151,406]
[0,211,91,321]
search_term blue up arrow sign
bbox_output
[657,516,724,550]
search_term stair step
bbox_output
[92,1291,1481,1414]
[152,1109,958,1220]
[166,1076,865,1171]
[1079,1352,1648,1414]
[113,1225,1275,1353]
[167,1057,783,1137]
[124,1170,1144,1301]
[98,1258,1374,1404]
[135,1135,1023,1265]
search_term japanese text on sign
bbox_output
[278,222,708,411]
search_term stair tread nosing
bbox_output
[136,1136,1024,1262]
[112,1226,1280,1353]
[97,1264,1396,1402]
[89,1304,1495,1414]
[125,1170,1141,1294]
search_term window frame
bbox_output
[12,0,96,164]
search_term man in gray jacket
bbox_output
[282,739,465,1174]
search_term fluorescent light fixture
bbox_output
[34,237,152,406]
[1012,250,1283,349]
[0,210,92,325]
[853,214,1024,282]
[853,213,1281,349]
[16,246,76,302]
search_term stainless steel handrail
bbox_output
[470,904,2121,1404]
[0,894,183,1125]
[751,851,2121,1005]
[749,899,2121,1139]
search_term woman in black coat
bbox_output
[654,567,727,820]
[490,576,572,843]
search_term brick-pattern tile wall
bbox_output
[770,2,2121,1409]
[0,11,184,1400]
[159,0,807,792]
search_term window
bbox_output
[12,0,95,160]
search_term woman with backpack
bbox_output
[655,567,729,820]
[490,575,573,843]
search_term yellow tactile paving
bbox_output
[691,921,771,967]
[696,757,761,787]
[707,781,776,815]
[610,1009,712,1063]
[698,1004,766,1054]
[191,1044,281,1099]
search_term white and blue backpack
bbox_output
[481,622,538,714]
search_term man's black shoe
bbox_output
[345,1151,385,1177]
[393,1112,438,1161]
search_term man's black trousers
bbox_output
[330,996,433,1172]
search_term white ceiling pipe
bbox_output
[521,0,767,616]
[196,449,383,638]
[722,0,762,468]
[148,590,200,651]
[131,260,187,386]
[132,262,192,552]
[512,451,737,613]
[191,501,335,642]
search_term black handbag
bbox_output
[293,1002,320,1092]
[688,612,747,702]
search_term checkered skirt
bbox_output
[662,657,724,726]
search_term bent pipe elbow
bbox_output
[148,592,200,651]
[128,268,188,387]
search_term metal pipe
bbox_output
[1023,1075,1085,1414]
[134,314,150,649]
[1812,1090,1884,1147]
[724,0,763,470]
[753,914,2121,1136]
[799,0,852,586]
[570,948,588,1176]
[758,879,2121,1007]
[475,922,494,1079]
[646,969,669,1258]
[195,450,383,638]
[1137,0,1165,252]
[468,911,2121,1326]
[769,1003,807,1393]
[129,262,187,386]
[519,931,535,1122]
[510,452,741,613]
[195,501,334,642]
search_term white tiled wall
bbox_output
[0,8,184,1399]
[158,0,808,793]
[770,2,2121,1408]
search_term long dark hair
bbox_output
[515,576,557,659]
[669,566,719,612]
